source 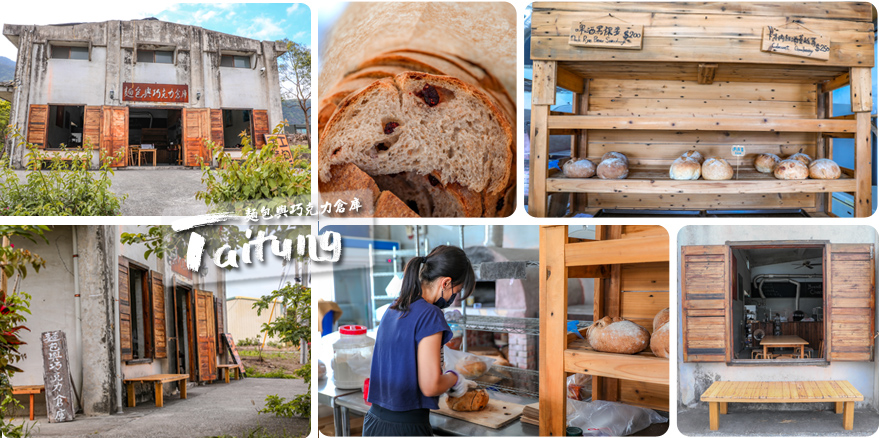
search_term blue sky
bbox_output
[0,3,310,61]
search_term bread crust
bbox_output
[774,159,809,180]
[455,360,488,379]
[809,158,841,179]
[787,153,812,166]
[681,150,703,164]
[319,163,381,217]
[446,389,490,412]
[653,308,670,331]
[597,158,629,179]
[601,151,628,165]
[702,158,734,180]
[669,157,701,180]
[375,191,421,217]
[650,323,670,359]
[563,158,596,178]
[586,316,650,354]
[754,153,780,174]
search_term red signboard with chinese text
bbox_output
[123,82,189,103]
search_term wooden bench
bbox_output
[12,385,44,420]
[702,381,863,431]
[123,374,189,408]
[217,364,242,383]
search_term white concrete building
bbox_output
[8,225,228,417]
[2,19,287,168]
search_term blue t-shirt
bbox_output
[367,298,452,411]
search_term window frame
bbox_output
[725,241,830,365]
[219,51,255,70]
[48,42,91,61]
[136,49,175,65]
[125,259,155,362]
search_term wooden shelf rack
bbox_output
[529,2,875,217]
[540,225,670,436]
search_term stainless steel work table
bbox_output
[332,389,538,436]
[318,373,359,436]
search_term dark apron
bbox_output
[362,403,433,436]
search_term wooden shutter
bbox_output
[252,109,269,148]
[83,106,102,149]
[215,295,225,354]
[118,257,133,361]
[182,108,211,167]
[827,244,875,361]
[681,245,730,362]
[26,104,49,148]
[210,109,224,149]
[150,271,168,359]
[195,290,218,381]
[100,106,128,167]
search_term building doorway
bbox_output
[222,109,253,149]
[47,105,85,149]
[128,108,183,166]
[730,245,826,362]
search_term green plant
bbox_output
[278,39,312,144]
[246,367,295,379]
[258,363,310,419]
[195,122,310,214]
[0,131,126,216]
[1,226,48,438]
[0,100,10,142]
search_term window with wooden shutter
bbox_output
[26,104,49,148]
[118,257,133,361]
[83,106,102,149]
[215,295,225,354]
[100,106,128,167]
[210,109,224,149]
[681,245,730,362]
[182,108,211,167]
[827,244,875,361]
[195,290,218,381]
[150,271,168,359]
[252,109,269,148]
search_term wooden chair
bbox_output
[129,146,141,166]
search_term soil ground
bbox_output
[237,346,304,377]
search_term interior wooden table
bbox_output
[138,148,157,166]
[761,335,809,359]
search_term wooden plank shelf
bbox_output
[547,166,857,194]
[548,116,857,133]
[565,234,669,266]
[565,339,669,386]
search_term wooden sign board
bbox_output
[41,331,75,423]
[265,134,296,165]
[761,26,830,60]
[122,82,189,103]
[570,22,643,49]
[222,333,246,375]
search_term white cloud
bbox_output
[286,4,299,15]
[236,17,286,41]
[291,31,308,41]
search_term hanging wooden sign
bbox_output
[569,22,643,49]
[122,82,189,103]
[222,333,246,375]
[265,134,296,165]
[41,331,75,423]
[761,26,830,60]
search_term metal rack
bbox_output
[474,365,540,399]
[366,233,430,328]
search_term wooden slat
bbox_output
[854,112,872,217]
[530,105,550,217]
[850,67,872,113]
[828,244,875,361]
[210,109,224,149]
[26,104,48,148]
[703,380,864,402]
[150,271,167,359]
[565,234,669,266]
[821,72,851,94]
[183,108,210,167]
[252,109,269,148]
[118,258,132,361]
[195,290,218,381]
[548,116,857,132]
[619,381,668,410]
[532,3,874,21]
[561,61,850,83]
[83,106,102,149]
[532,60,558,105]
[539,226,568,436]
[101,106,128,167]
[682,245,728,362]
[620,262,669,291]
[697,64,717,84]
[564,348,668,385]
[557,64,584,94]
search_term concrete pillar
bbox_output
[76,225,117,416]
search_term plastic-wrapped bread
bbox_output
[586,316,649,354]
[809,159,841,179]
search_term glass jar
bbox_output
[332,325,375,389]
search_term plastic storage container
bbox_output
[332,325,375,389]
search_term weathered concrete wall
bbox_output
[677,225,879,410]
[3,19,286,167]
[9,226,116,416]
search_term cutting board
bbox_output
[435,395,525,429]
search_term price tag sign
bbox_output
[731,146,746,157]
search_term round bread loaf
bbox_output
[455,359,488,378]
[669,157,701,180]
[601,151,628,165]
[597,158,629,179]
[774,159,809,180]
[650,322,669,359]
[787,153,812,166]
[702,157,734,180]
[447,389,489,412]
[563,158,596,178]
[586,316,650,354]
[809,158,841,179]
[680,150,703,164]
[754,153,780,174]
[653,308,670,332]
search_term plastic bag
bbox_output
[567,374,592,401]
[566,400,667,436]
[318,360,327,380]
[443,345,496,378]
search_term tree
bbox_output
[278,39,311,145]
[0,100,10,143]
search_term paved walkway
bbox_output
[678,407,879,436]
[8,167,209,216]
[13,378,308,438]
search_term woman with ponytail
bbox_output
[363,245,477,436]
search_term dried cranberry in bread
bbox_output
[809,158,841,179]
[774,159,809,180]
[375,191,420,217]
[653,308,670,332]
[650,322,670,359]
[586,316,650,354]
[319,72,513,217]
[787,152,812,166]
[754,153,781,174]
[446,389,489,412]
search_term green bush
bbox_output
[258,363,310,419]
[0,132,126,216]
[196,123,310,214]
